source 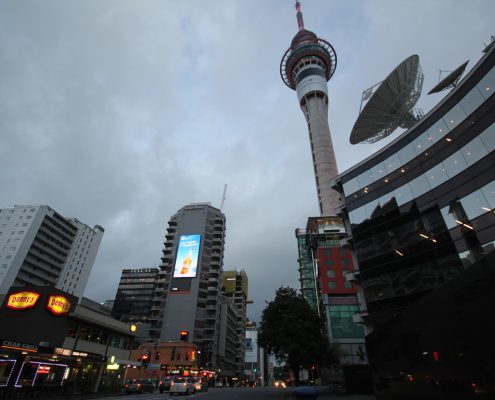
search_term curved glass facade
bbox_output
[334,44,495,397]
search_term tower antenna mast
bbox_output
[220,184,228,211]
[295,1,305,31]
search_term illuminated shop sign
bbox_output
[1,340,38,353]
[37,365,51,374]
[72,351,88,357]
[173,235,201,278]
[54,348,73,356]
[6,292,40,310]
[46,295,71,315]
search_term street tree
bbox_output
[258,287,338,384]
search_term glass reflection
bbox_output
[460,86,485,116]
[428,119,449,143]
[443,104,467,131]
[442,151,468,179]
[461,189,491,220]
[477,66,495,100]
[479,122,495,151]
[459,136,488,165]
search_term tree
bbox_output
[258,287,338,383]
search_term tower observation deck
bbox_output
[280,1,341,216]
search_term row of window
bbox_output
[328,281,353,289]
[66,326,132,349]
[349,121,495,224]
[343,66,495,197]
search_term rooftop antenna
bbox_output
[295,1,304,30]
[220,184,228,211]
[349,55,424,144]
[428,61,469,95]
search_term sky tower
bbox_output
[280,1,341,216]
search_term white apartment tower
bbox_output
[0,205,104,297]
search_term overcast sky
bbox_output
[1,0,494,323]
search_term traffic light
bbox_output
[180,330,189,342]
[141,352,151,368]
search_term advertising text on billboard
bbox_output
[173,235,201,278]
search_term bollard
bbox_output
[293,386,319,400]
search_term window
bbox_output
[325,259,334,266]
[344,282,353,289]
[329,282,337,289]
[341,259,349,266]
[327,270,335,278]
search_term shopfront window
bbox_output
[16,362,68,388]
[0,360,16,385]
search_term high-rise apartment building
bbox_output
[149,203,226,369]
[111,268,159,323]
[217,295,238,377]
[221,270,249,375]
[0,205,103,297]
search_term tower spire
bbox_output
[295,1,305,31]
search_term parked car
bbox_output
[124,379,155,394]
[170,376,195,395]
[159,377,173,393]
[191,377,208,392]
[273,380,287,389]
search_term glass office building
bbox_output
[333,42,495,397]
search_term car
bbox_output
[124,379,155,394]
[169,376,195,395]
[159,377,173,393]
[191,377,208,392]
[273,380,287,389]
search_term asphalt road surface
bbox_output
[86,386,375,400]
[88,387,290,400]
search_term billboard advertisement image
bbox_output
[173,234,201,278]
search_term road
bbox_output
[86,386,376,400]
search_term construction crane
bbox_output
[220,184,228,211]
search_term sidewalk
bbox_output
[290,386,376,400]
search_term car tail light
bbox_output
[170,381,174,386]
[137,384,142,388]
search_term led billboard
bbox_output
[173,234,201,278]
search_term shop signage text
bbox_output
[6,292,40,310]
[1,339,38,353]
[46,295,71,315]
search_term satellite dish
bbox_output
[428,61,469,95]
[350,55,424,145]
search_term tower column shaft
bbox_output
[301,94,341,215]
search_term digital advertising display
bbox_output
[173,234,201,278]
